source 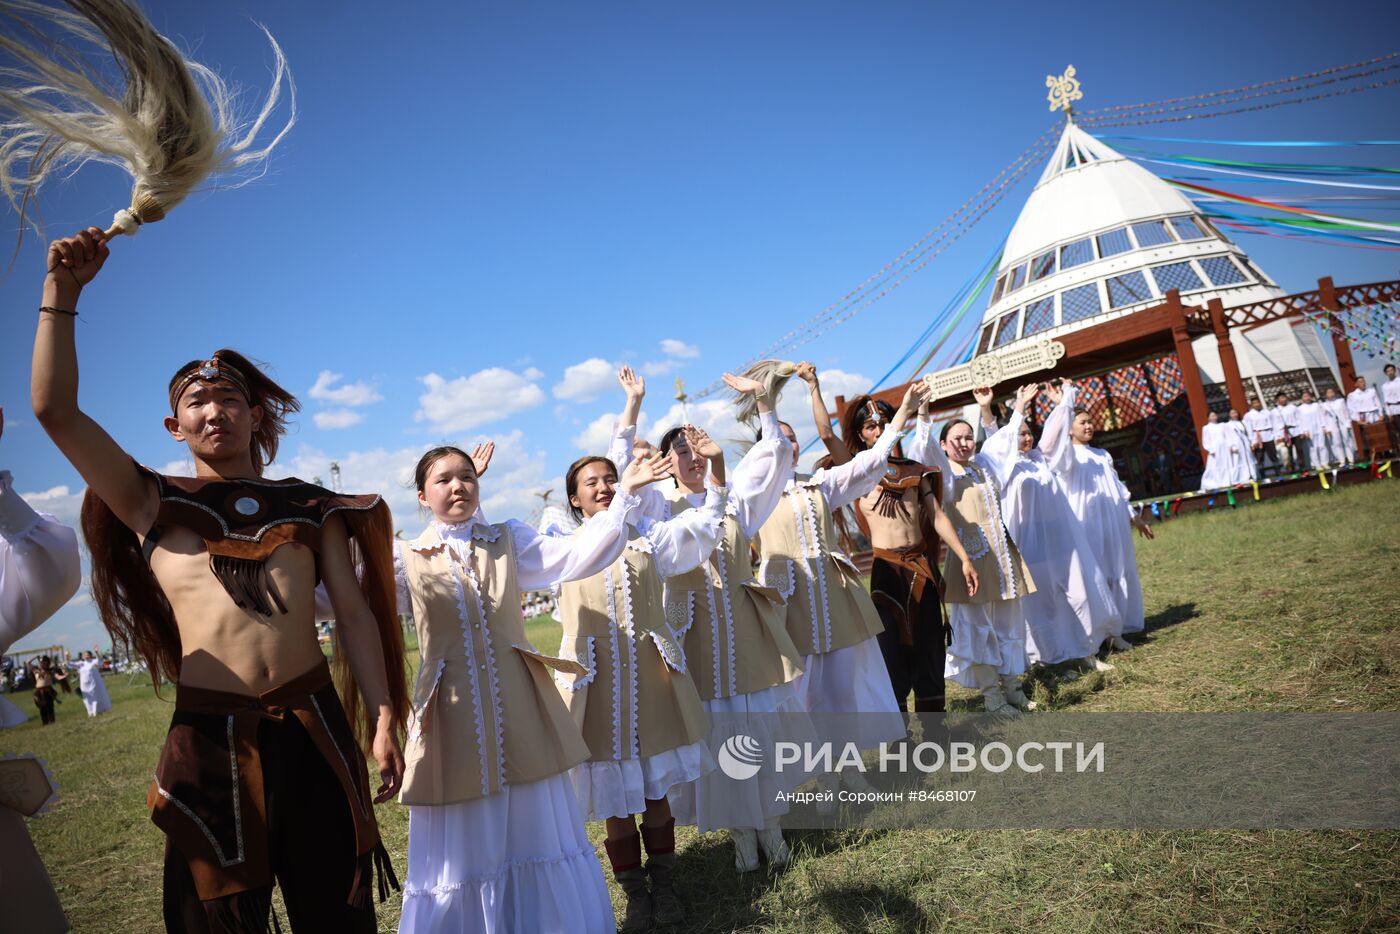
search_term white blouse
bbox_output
[0,470,82,655]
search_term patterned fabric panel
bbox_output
[993,308,1023,348]
[1030,250,1057,282]
[1097,227,1132,258]
[1170,216,1207,241]
[1105,365,1157,424]
[1131,220,1173,248]
[1060,237,1094,269]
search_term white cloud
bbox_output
[308,371,383,407]
[552,358,617,403]
[415,368,546,434]
[772,367,871,434]
[157,457,196,477]
[570,411,655,453]
[18,485,85,526]
[660,339,700,359]
[313,409,364,430]
[642,360,677,378]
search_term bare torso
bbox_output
[856,485,925,551]
[146,525,324,695]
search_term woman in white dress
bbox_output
[1040,381,1155,645]
[75,651,112,717]
[392,443,662,934]
[555,426,726,933]
[753,379,936,769]
[905,395,1035,716]
[1,411,82,728]
[610,369,813,873]
[974,384,1120,674]
[1222,408,1258,485]
[1198,411,1232,491]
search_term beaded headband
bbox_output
[169,358,252,412]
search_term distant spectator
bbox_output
[1321,387,1355,465]
[1242,398,1280,478]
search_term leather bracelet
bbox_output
[39,306,78,316]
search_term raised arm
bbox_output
[822,380,931,510]
[0,464,82,653]
[1038,380,1077,477]
[718,373,793,534]
[511,461,654,589]
[795,362,850,466]
[31,229,157,535]
[645,478,729,578]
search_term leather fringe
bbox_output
[209,554,287,617]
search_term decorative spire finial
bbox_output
[1046,65,1083,119]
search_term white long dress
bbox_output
[767,424,908,750]
[395,509,638,934]
[1222,419,1258,484]
[0,470,82,728]
[1041,387,1147,635]
[1198,422,1232,491]
[612,414,817,832]
[905,422,1031,688]
[977,405,1121,663]
[557,483,725,822]
[76,658,111,717]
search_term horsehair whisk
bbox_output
[732,359,797,426]
[0,0,295,240]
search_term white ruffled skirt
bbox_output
[0,695,27,728]
[570,740,715,822]
[667,679,818,832]
[945,599,1028,687]
[81,678,111,717]
[399,772,615,934]
[792,636,906,750]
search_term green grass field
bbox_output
[4,481,1398,932]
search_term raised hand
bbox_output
[795,362,818,386]
[901,379,932,410]
[619,451,668,493]
[1015,383,1039,413]
[684,425,723,461]
[618,365,645,401]
[722,372,766,397]
[1044,382,1063,405]
[46,227,110,291]
[972,385,994,408]
[470,441,494,477]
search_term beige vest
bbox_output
[753,477,883,657]
[942,459,1035,605]
[556,527,709,762]
[398,523,591,806]
[664,490,803,701]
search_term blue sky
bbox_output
[3,0,1397,652]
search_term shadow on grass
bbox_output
[813,882,932,932]
[675,827,903,932]
[1142,602,1199,637]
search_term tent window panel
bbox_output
[1030,250,1057,282]
[993,309,1023,348]
[1060,283,1102,323]
[1060,238,1094,269]
[1170,216,1208,241]
[1131,220,1173,248]
[1097,227,1132,258]
[1022,296,1056,336]
[1150,261,1204,294]
[1008,262,1029,291]
[977,323,997,355]
[1106,271,1154,309]
[1201,256,1247,286]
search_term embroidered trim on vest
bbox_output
[463,555,507,792]
[603,568,624,762]
[649,630,686,673]
[702,569,722,698]
[555,635,597,692]
[621,561,640,759]
[714,544,738,698]
[787,491,822,653]
[799,488,833,652]
[760,559,796,601]
[411,657,447,741]
[449,562,491,798]
[665,590,695,638]
[969,460,1015,599]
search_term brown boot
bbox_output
[605,833,652,934]
[641,819,684,927]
